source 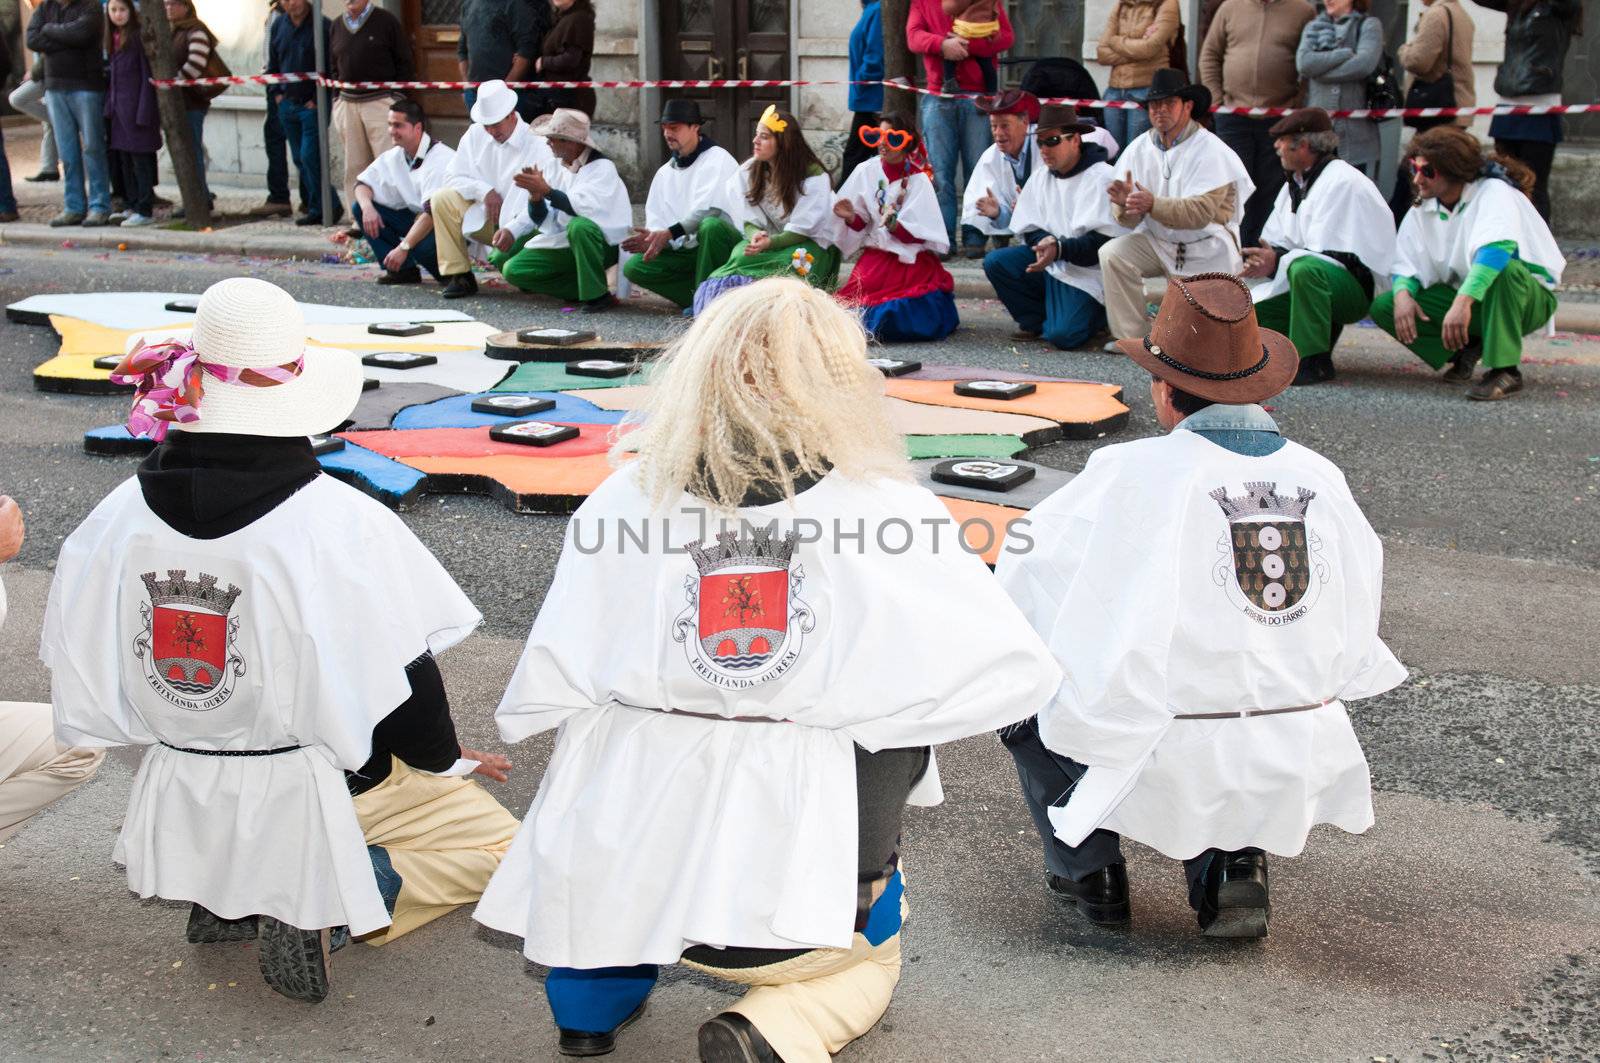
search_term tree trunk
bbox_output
[142,2,211,229]
[880,0,919,114]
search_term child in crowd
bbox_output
[104,0,161,226]
[942,0,1004,93]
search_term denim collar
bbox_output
[1176,403,1280,434]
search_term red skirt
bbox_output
[837,248,954,309]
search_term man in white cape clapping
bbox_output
[473,278,1061,1060]
[996,273,1406,937]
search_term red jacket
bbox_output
[906,0,1015,92]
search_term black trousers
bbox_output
[1001,715,1246,911]
[109,149,157,216]
[839,110,880,186]
[1494,138,1556,221]
[1213,113,1284,249]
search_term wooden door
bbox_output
[402,0,468,121]
[659,0,790,150]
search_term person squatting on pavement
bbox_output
[1370,125,1564,402]
[984,104,1122,350]
[996,273,1406,938]
[492,108,633,313]
[1241,108,1395,387]
[1097,69,1254,345]
[429,79,555,300]
[471,278,1061,1062]
[832,112,960,344]
[961,90,1042,258]
[0,494,103,845]
[621,99,742,312]
[41,278,519,1004]
[351,98,457,287]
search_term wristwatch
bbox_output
[397,239,412,252]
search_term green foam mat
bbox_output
[905,434,1028,460]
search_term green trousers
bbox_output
[491,216,618,302]
[1254,254,1371,360]
[620,215,743,308]
[706,230,842,290]
[1369,259,1557,370]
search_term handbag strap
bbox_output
[1441,5,1454,78]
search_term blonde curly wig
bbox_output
[613,277,909,511]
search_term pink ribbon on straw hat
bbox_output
[110,338,305,441]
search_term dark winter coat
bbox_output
[105,36,163,155]
[1474,0,1581,97]
[539,0,596,115]
[25,0,106,93]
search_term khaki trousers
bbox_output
[333,96,396,207]
[0,701,103,844]
[1098,231,1173,341]
[429,187,497,278]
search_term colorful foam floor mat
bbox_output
[14,295,1128,560]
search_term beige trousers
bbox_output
[0,701,104,844]
[429,187,497,278]
[333,96,396,208]
[1098,231,1173,341]
[682,896,907,1063]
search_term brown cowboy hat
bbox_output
[1119,273,1298,404]
[975,88,1041,123]
[1035,103,1096,136]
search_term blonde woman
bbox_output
[474,278,1059,1061]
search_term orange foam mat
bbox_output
[886,378,1129,438]
[935,496,1030,567]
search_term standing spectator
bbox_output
[532,0,596,117]
[1472,0,1579,221]
[907,0,1014,258]
[26,0,110,227]
[1296,0,1384,179]
[1095,0,1181,149]
[0,22,15,222]
[458,0,549,122]
[102,0,159,227]
[840,0,885,184]
[330,0,414,212]
[269,0,342,227]
[1199,0,1314,247]
[252,1,294,219]
[1391,0,1473,219]
[163,0,219,217]
[11,1,61,182]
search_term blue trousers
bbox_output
[0,121,16,215]
[983,244,1107,349]
[1102,87,1151,151]
[545,965,660,1034]
[45,88,111,215]
[918,92,991,251]
[278,97,341,219]
[263,97,290,204]
[863,289,959,343]
[354,200,441,280]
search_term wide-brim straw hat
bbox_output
[470,79,519,125]
[1120,273,1298,405]
[162,278,362,437]
[531,107,601,151]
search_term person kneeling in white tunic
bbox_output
[996,273,1406,937]
[472,277,1062,1061]
[41,278,519,1003]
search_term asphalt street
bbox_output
[0,245,1597,1063]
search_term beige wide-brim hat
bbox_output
[531,107,600,150]
[470,79,519,126]
[166,278,363,438]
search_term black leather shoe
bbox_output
[580,293,619,314]
[558,1001,644,1056]
[440,272,478,299]
[1292,351,1336,386]
[377,266,422,286]
[1441,343,1481,383]
[698,1011,782,1062]
[1197,851,1270,938]
[962,245,987,260]
[1047,865,1131,927]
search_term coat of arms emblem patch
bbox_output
[134,569,246,710]
[673,527,815,689]
[1210,482,1328,626]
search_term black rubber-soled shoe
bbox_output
[558,1001,645,1057]
[1292,352,1336,386]
[441,272,478,299]
[1466,366,1523,401]
[698,1011,782,1063]
[185,903,259,943]
[1442,344,1482,383]
[377,266,422,286]
[1047,865,1131,928]
[257,917,330,1003]
[1198,851,1270,938]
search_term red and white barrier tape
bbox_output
[147,72,1600,119]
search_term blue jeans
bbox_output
[0,121,16,214]
[983,244,1108,349]
[278,97,341,219]
[354,200,441,280]
[918,92,991,249]
[186,109,210,193]
[264,98,290,204]
[1102,86,1151,150]
[44,89,111,215]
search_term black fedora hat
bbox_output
[659,98,704,125]
[1144,68,1208,107]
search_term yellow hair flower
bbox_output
[759,105,788,134]
[790,247,814,277]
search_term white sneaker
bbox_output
[120,213,157,227]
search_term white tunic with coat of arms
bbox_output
[996,429,1406,860]
[42,475,481,936]
[473,469,1062,968]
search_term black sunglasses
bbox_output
[1036,132,1078,148]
